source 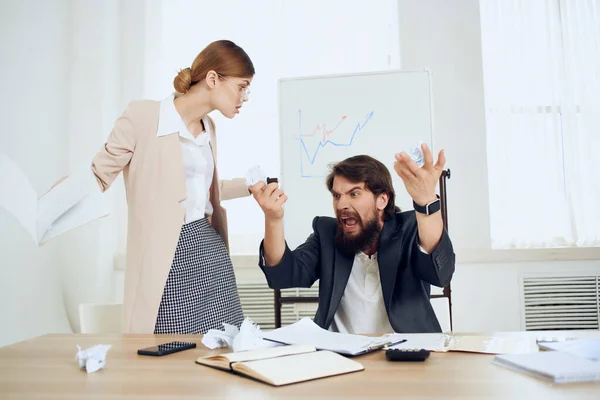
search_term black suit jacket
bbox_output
[259,211,456,333]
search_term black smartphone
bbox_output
[137,341,197,356]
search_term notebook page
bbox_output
[199,343,316,365]
[234,350,364,386]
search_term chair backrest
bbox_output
[79,303,123,334]
[273,290,318,328]
[434,169,453,331]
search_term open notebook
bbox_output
[262,318,392,356]
[493,351,600,383]
[385,333,538,355]
[196,344,364,386]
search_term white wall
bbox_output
[398,0,490,251]
[0,0,72,346]
[452,260,600,332]
[397,0,600,332]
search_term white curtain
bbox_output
[479,0,600,248]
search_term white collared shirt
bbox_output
[157,95,214,223]
[330,251,395,335]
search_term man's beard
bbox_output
[335,211,382,256]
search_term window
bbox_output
[479,0,600,248]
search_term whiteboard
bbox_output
[278,70,434,249]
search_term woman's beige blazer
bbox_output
[91,100,249,333]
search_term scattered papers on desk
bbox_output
[385,333,449,352]
[0,152,110,245]
[538,339,600,361]
[244,165,267,186]
[201,317,281,352]
[262,317,390,356]
[493,351,600,384]
[75,344,111,373]
[385,333,538,355]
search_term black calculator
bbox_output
[385,348,430,362]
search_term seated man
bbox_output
[250,145,455,334]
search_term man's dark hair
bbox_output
[326,155,399,220]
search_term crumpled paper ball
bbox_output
[245,165,267,186]
[408,142,426,167]
[75,344,112,373]
[202,317,281,352]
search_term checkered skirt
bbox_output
[154,218,244,334]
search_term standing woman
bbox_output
[91,40,253,334]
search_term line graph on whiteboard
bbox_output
[294,110,374,178]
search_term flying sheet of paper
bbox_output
[0,151,111,245]
[0,152,38,240]
[40,187,111,244]
[36,166,102,240]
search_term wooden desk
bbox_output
[1,332,599,399]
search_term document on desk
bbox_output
[538,339,600,361]
[493,351,600,383]
[385,333,538,355]
[0,152,110,245]
[262,318,391,356]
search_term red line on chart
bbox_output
[298,116,348,143]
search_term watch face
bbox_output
[426,199,441,214]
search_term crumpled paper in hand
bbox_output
[202,317,281,352]
[245,165,267,186]
[408,142,426,167]
[75,344,111,373]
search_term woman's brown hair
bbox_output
[173,40,255,93]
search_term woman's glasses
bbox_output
[217,73,251,101]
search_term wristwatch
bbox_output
[413,195,441,215]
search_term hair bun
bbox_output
[173,67,192,93]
